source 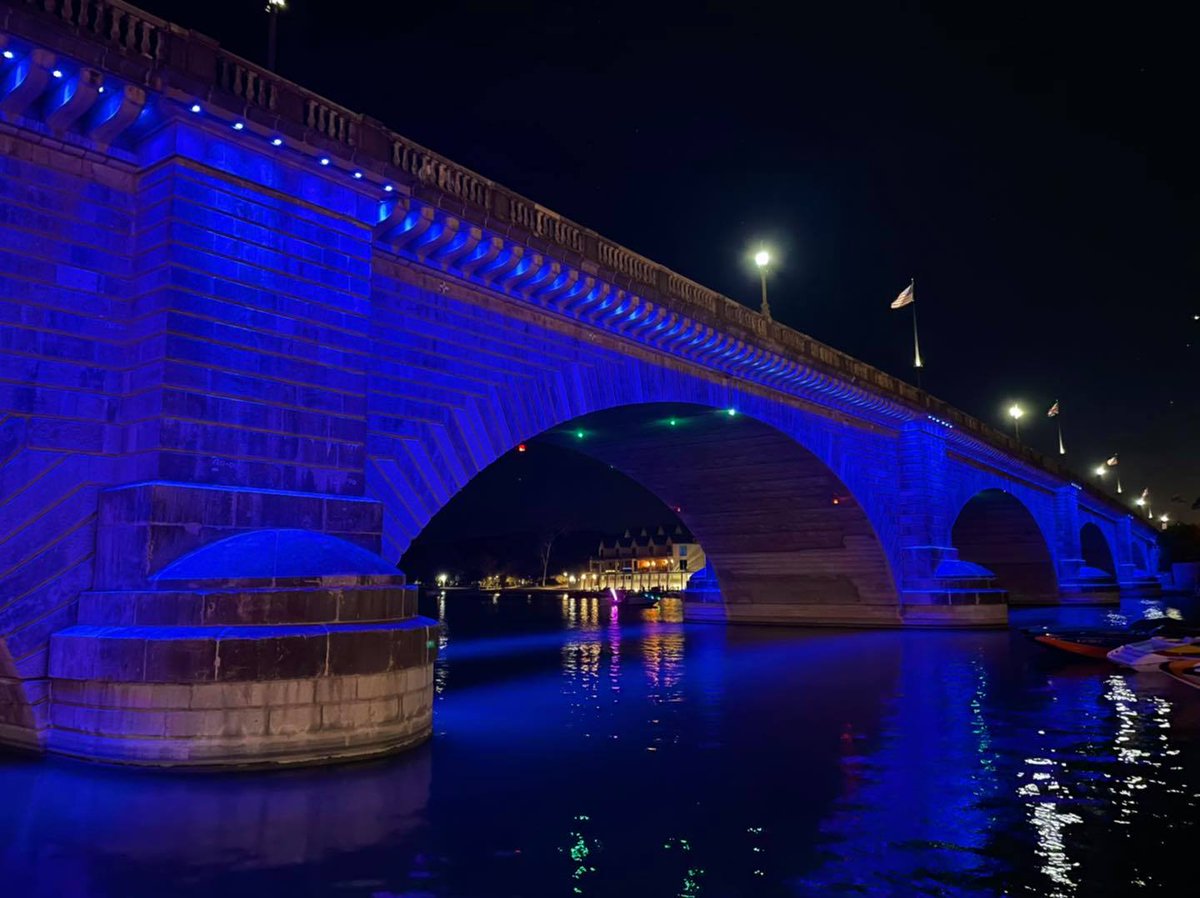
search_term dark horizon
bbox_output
[137,0,1198,526]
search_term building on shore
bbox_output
[584,526,706,592]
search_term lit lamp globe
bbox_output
[1095,466,1107,478]
[752,249,771,319]
[1007,403,1024,439]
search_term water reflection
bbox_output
[1,595,1198,897]
[1,751,432,897]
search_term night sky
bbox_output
[143,1,1198,531]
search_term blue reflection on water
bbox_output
[1,595,1198,897]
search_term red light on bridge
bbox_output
[517,443,527,453]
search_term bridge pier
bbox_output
[44,483,437,768]
[1053,487,1119,604]
[1116,516,1163,598]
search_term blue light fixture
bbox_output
[190,103,201,113]
[51,69,63,79]
[319,157,330,166]
[98,85,105,93]
[383,184,394,192]
[2,50,14,60]
[353,171,363,179]
[271,137,282,146]
[726,408,737,416]
[232,121,245,130]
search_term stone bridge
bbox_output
[0,1,1158,766]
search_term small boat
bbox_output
[1107,636,1200,670]
[1162,660,1200,690]
[1028,619,1198,661]
[606,587,659,608]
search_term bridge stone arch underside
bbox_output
[379,395,901,626]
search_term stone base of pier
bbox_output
[40,482,437,768]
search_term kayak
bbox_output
[1162,660,1200,689]
[1033,633,1121,660]
[1107,637,1200,670]
[1028,619,1199,661]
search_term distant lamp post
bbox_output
[754,249,771,320]
[1008,403,1024,441]
[1159,513,1170,531]
[436,573,448,588]
[266,0,286,71]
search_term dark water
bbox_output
[3,594,1199,898]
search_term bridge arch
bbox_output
[950,489,1059,604]
[373,382,902,625]
[1080,522,1116,576]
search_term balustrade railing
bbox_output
[33,0,165,59]
[304,98,357,146]
[217,55,276,110]
[392,138,492,208]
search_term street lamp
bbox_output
[1159,513,1170,531]
[436,573,448,588]
[1008,403,1024,441]
[266,0,286,71]
[754,249,771,320]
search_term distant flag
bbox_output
[891,283,915,309]
[1047,400,1064,454]
[1106,454,1119,466]
[1141,487,1150,500]
[889,280,922,374]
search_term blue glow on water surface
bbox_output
[2,595,1199,897]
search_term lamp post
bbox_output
[1008,403,1024,441]
[754,249,771,319]
[266,0,286,71]
[1159,513,1170,531]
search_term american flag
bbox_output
[1106,454,1119,466]
[890,283,915,309]
[1047,400,1059,417]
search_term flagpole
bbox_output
[910,278,922,388]
[1056,416,1065,455]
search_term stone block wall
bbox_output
[126,145,376,496]
[0,130,138,745]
